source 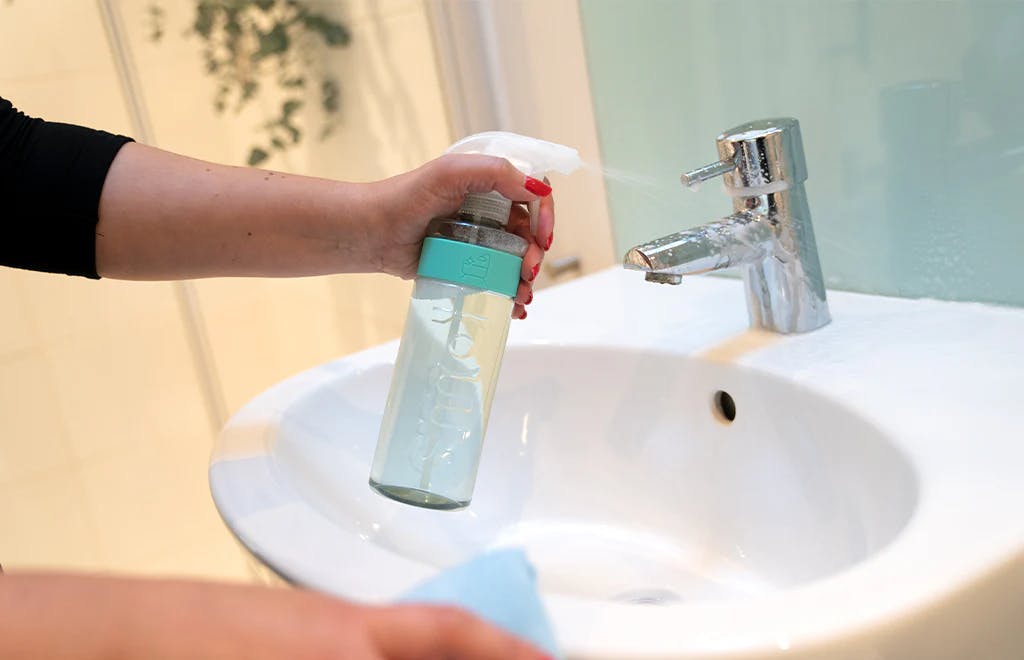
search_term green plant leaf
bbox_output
[224,7,242,37]
[193,1,216,38]
[302,14,350,47]
[321,78,339,114]
[248,147,270,166]
[241,80,260,101]
[281,121,301,144]
[281,98,303,117]
[257,22,289,58]
[147,3,166,42]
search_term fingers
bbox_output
[513,283,532,320]
[520,243,543,286]
[431,154,553,205]
[367,604,549,660]
[514,281,533,307]
[505,205,541,320]
[534,180,555,252]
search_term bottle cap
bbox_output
[460,191,514,226]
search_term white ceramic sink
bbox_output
[211,269,1024,659]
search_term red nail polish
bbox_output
[529,263,540,281]
[524,176,552,197]
[526,291,534,305]
[520,309,528,320]
[545,232,554,251]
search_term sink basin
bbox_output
[211,269,1024,659]
[271,345,915,601]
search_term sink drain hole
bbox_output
[713,390,736,423]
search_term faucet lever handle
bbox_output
[680,159,736,190]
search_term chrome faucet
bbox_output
[623,118,831,334]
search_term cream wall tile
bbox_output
[328,273,410,345]
[0,1,122,80]
[131,511,253,582]
[259,277,356,368]
[333,0,424,26]
[77,421,219,571]
[306,4,452,179]
[196,273,410,417]
[0,464,104,571]
[0,0,132,136]
[16,273,180,347]
[195,277,346,415]
[0,349,76,487]
[42,315,211,463]
[0,69,134,136]
[0,272,36,357]
[194,279,292,416]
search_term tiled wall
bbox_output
[0,0,448,578]
[579,1,1024,307]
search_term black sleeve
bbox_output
[0,96,134,279]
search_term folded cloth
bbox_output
[400,547,560,658]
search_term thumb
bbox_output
[428,153,552,207]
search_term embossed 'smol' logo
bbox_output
[461,254,490,283]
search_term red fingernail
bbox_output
[545,232,554,251]
[524,176,552,197]
[520,309,528,320]
[529,263,540,281]
[526,291,534,305]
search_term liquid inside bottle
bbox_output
[369,277,513,509]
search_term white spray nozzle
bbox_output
[446,131,582,233]
[446,131,581,177]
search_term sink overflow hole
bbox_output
[713,390,736,423]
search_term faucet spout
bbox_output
[623,213,774,277]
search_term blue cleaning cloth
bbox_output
[400,548,560,658]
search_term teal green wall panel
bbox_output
[580,1,1024,306]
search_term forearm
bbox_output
[0,572,342,660]
[96,143,384,280]
[0,573,123,659]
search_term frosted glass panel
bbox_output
[580,1,1024,306]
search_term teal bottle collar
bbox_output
[417,237,522,298]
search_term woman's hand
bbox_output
[366,153,555,319]
[0,573,551,660]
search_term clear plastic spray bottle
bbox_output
[369,132,580,510]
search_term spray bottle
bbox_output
[369,132,581,510]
